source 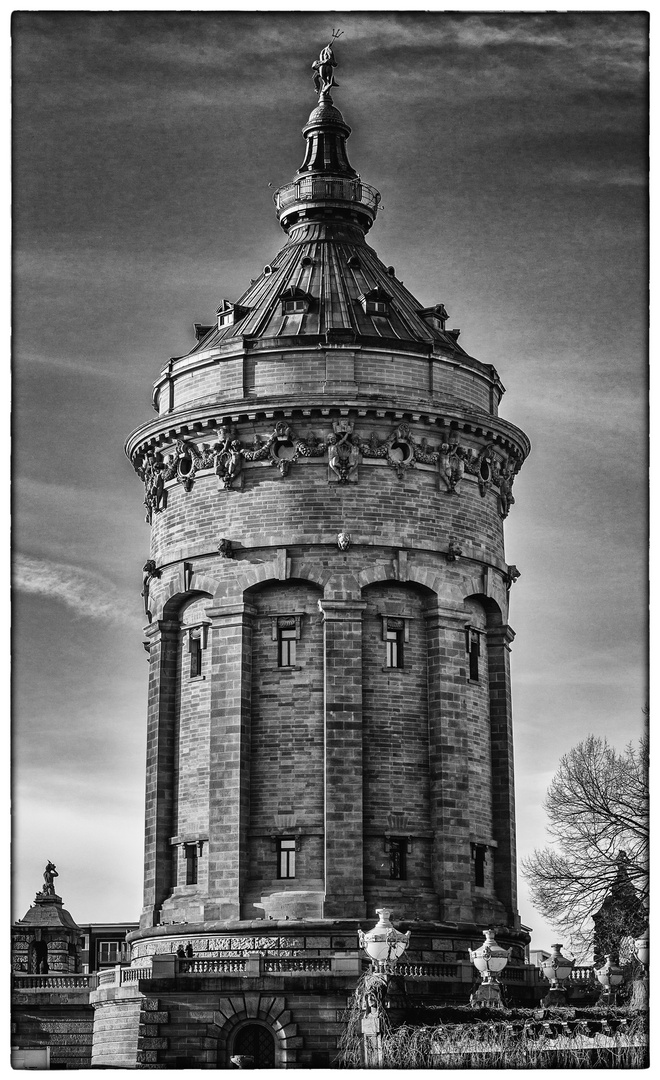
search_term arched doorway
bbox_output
[28,940,48,974]
[231,1023,276,1068]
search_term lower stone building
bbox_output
[11,878,137,1069]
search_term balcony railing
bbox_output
[263,957,332,974]
[34,956,598,993]
[397,961,463,980]
[273,177,381,214]
[12,973,98,991]
[178,957,248,975]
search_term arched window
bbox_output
[231,1023,276,1068]
[28,939,48,974]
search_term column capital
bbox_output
[205,601,258,624]
[487,624,516,649]
[144,618,179,641]
[423,604,469,630]
[318,598,368,621]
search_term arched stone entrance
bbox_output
[213,994,299,1068]
[230,1022,276,1068]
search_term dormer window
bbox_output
[216,300,249,329]
[359,286,391,317]
[193,322,214,342]
[280,286,312,317]
[283,298,307,315]
[419,304,449,332]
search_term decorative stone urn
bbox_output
[468,929,511,1008]
[540,943,575,1007]
[634,932,649,969]
[540,943,575,989]
[595,953,624,1002]
[632,931,649,1011]
[358,908,411,973]
[469,929,511,983]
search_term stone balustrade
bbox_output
[12,973,98,991]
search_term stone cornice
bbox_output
[125,398,531,465]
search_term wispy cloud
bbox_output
[13,352,135,380]
[13,553,137,624]
[547,164,646,188]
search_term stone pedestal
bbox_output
[470,980,506,1009]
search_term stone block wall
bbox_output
[159,341,500,417]
[147,433,509,568]
[12,1000,94,1069]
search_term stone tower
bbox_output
[94,41,532,1067]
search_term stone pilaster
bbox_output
[487,623,519,924]
[318,598,367,918]
[204,601,256,921]
[425,605,473,923]
[141,619,179,929]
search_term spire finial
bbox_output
[311,31,343,101]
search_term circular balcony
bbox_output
[274,176,381,231]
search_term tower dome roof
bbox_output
[305,99,346,126]
[188,42,467,358]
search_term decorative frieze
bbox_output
[134,415,522,518]
[130,935,311,960]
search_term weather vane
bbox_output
[312,30,344,100]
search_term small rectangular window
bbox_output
[185,843,198,885]
[386,619,404,668]
[283,298,307,315]
[98,941,120,965]
[389,838,407,880]
[466,628,480,681]
[190,635,202,677]
[278,838,296,879]
[278,623,297,667]
[473,844,486,888]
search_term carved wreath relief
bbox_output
[136,418,520,523]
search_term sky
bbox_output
[11,8,648,954]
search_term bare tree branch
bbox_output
[522,734,648,958]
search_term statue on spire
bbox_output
[312,31,343,98]
[42,860,58,895]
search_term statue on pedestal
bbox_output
[43,861,58,896]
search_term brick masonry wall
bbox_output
[140,530,517,926]
[165,344,497,415]
[135,326,524,931]
[12,1002,94,1068]
[360,583,438,918]
[148,453,507,570]
[245,583,325,915]
[463,599,493,847]
[175,597,212,845]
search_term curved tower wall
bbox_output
[126,71,529,946]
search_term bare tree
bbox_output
[522,735,648,957]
